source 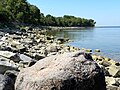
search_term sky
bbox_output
[28,0,120,26]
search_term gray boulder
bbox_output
[0,51,20,62]
[4,70,19,83]
[19,54,33,63]
[6,44,26,53]
[0,74,14,90]
[15,51,106,90]
[0,51,16,59]
[18,54,36,67]
[0,57,18,74]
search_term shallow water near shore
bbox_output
[48,27,120,61]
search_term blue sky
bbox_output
[28,0,120,26]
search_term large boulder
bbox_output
[15,51,106,90]
[0,74,14,90]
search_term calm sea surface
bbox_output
[48,27,120,61]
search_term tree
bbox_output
[0,0,96,27]
[28,5,40,24]
[45,14,57,26]
[0,8,13,23]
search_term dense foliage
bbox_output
[0,0,96,27]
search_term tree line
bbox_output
[0,0,96,27]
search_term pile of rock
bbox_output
[0,27,119,90]
[0,27,80,89]
[92,54,120,90]
[0,27,79,70]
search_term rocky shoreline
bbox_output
[43,26,92,30]
[0,27,120,90]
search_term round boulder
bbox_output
[15,51,106,90]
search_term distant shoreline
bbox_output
[95,26,120,28]
[43,26,94,31]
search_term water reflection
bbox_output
[47,28,94,41]
[47,27,120,61]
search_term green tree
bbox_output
[45,14,57,26]
[0,0,96,27]
[28,5,40,24]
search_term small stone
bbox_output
[105,76,116,85]
[105,58,111,61]
[56,40,62,44]
[100,66,110,76]
[86,49,92,52]
[27,61,36,67]
[107,85,118,90]
[97,56,104,61]
[18,63,25,70]
[19,54,33,63]
[46,45,58,52]
[92,55,98,61]
[115,78,120,86]
[33,53,45,60]
[46,36,53,40]
[101,60,112,67]
[81,48,86,50]
[94,49,101,52]
[115,62,120,66]
[108,65,120,77]
[56,38,65,44]
[16,45,26,53]
[0,51,16,59]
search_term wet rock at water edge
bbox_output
[101,60,112,67]
[85,49,92,52]
[56,37,69,44]
[94,49,101,52]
